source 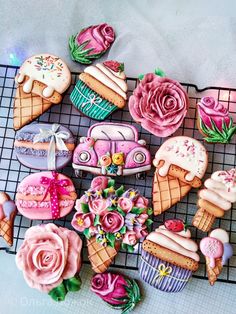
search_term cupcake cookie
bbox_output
[139,219,199,292]
[71,176,153,273]
[197,96,236,143]
[193,168,236,232]
[14,123,75,170]
[14,54,71,130]
[153,136,208,215]
[16,223,82,301]
[200,228,233,285]
[69,23,115,64]
[16,171,77,220]
[70,61,128,120]
[129,70,189,137]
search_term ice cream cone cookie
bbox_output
[197,96,236,143]
[128,70,189,137]
[15,171,77,220]
[71,176,153,273]
[16,223,83,301]
[70,61,128,120]
[193,168,236,232]
[0,192,17,246]
[14,54,71,130]
[139,219,199,292]
[152,136,208,215]
[200,228,233,285]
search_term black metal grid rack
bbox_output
[0,64,236,284]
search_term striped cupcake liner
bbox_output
[139,249,192,293]
[70,80,117,120]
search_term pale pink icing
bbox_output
[153,136,208,181]
[200,237,223,268]
[198,97,230,131]
[17,185,75,196]
[199,189,231,210]
[158,224,191,238]
[199,169,236,211]
[17,199,74,208]
[16,223,82,293]
[128,73,189,137]
[147,232,200,262]
[84,65,127,99]
[96,63,127,90]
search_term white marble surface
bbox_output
[1,0,236,313]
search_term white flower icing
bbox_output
[153,136,208,181]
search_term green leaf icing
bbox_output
[81,203,89,213]
[64,275,82,292]
[83,227,91,239]
[200,116,236,143]
[48,283,67,302]
[154,68,166,77]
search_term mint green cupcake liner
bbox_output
[70,80,117,120]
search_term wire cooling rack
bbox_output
[0,64,236,284]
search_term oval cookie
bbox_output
[15,172,77,220]
[14,123,75,170]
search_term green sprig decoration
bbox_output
[69,35,104,65]
[200,116,236,143]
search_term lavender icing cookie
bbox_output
[14,123,75,170]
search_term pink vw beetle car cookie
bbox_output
[72,122,151,178]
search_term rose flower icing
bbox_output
[16,223,82,301]
[197,96,236,143]
[129,72,189,137]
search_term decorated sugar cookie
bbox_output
[200,228,233,285]
[15,172,77,220]
[0,192,17,246]
[72,122,151,177]
[16,223,82,301]
[129,70,189,137]
[69,23,115,64]
[14,54,71,130]
[71,176,153,273]
[197,96,236,143]
[193,168,236,232]
[91,272,141,314]
[70,61,128,120]
[152,136,208,215]
[14,123,75,170]
[139,220,199,292]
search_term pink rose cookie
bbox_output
[72,122,151,178]
[71,176,153,273]
[200,228,233,285]
[16,171,77,220]
[197,96,236,143]
[129,70,189,137]
[139,219,199,292]
[193,168,236,232]
[16,223,82,301]
[153,136,208,215]
[0,192,17,246]
[69,23,115,64]
[91,272,141,313]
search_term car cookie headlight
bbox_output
[78,151,90,162]
[134,151,146,164]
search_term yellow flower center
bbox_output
[86,192,91,197]
[77,218,84,226]
[108,187,115,193]
[96,191,102,196]
[130,191,136,198]
[99,230,105,235]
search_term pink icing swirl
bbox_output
[198,96,230,131]
[91,273,128,305]
[76,23,115,55]
[15,224,82,293]
[129,73,189,137]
